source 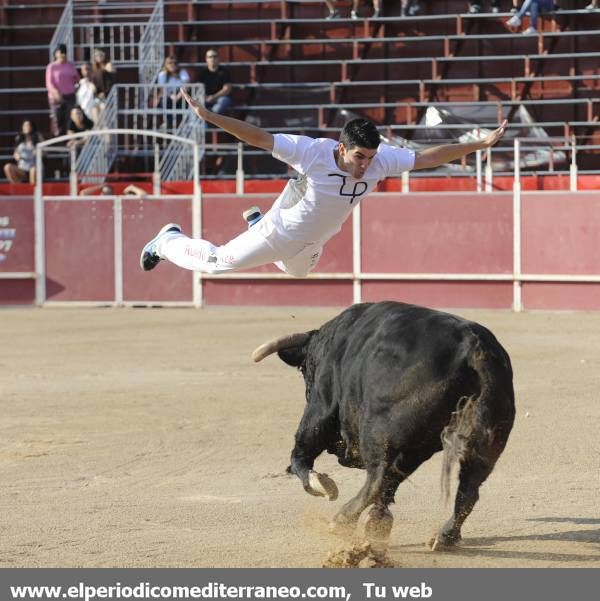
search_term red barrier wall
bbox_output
[4,190,600,310]
[123,198,193,303]
[0,198,35,305]
[361,192,514,308]
[45,200,115,301]
[522,192,600,310]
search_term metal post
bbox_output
[69,146,77,196]
[113,197,123,306]
[352,203,362,305]
[475,149,482,193]
[570,136,578,192]
[485,148,493,192]
[153,143,161,196]
[401,170,409,193]
[512,138,522,312]
[192,142,203,308]
[235,142,244,195]
[34,146,46,305]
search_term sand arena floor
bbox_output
[1,306,599,567]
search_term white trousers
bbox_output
[158,177,323,278]
[158,227,322,278]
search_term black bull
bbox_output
[253,301,515,549]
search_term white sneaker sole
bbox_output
[140,223,182,271]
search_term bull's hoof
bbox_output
[364,511,393,543]
[306,471,339,501]
[427,531,462,552]
[328,518,356,537]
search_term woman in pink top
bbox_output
[46,44,79,136]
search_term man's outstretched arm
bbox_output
[182,88,274,152]
[412,120,507,170]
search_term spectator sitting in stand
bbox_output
[156,55,191,130]
[3,119,42,184]
[67,106,94,147]
[76,63,100,124]
[45,44,79,137]
[196,49,232,115]
[506,0,557,33]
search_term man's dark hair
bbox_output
[339,118,380,150]
[55,44,67,56]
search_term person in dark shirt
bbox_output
[91,49,117,103]
[196,49,232,115]
[67,106,94,147]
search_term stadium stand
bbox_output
[0,0,599,181]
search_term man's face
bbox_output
[338,143,378,179]
[206,51,219,70]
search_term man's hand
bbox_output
[413,119,509,170]
[180,87,274,151]
[482,119,508,148]
[181,88,209,119]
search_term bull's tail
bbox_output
[440,330,515,502]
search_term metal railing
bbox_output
[76,85,119,183]
[160,86,206,182]
[115,83,205,143]
[48,0,164,73]
[49,0,74,61]
[139,0,164,86]
[67,84,205,182]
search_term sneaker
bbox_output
[140,223,182,271]
[408,2,420,15]
[469,4,481,13]
[371,8,380,18]
[510,6,518,12]
[523,26,537,33]
[491,6,500,13]
[506,14,521,26]
[325,9,340,18]
[585,2,597,9]
[351,10,358,19]
[242,206,263,227]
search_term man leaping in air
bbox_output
[140,89,507,278]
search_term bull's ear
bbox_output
[277,330,315,367]
[277,346,306,367]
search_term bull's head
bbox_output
[251,331,315,367]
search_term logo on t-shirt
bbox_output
[328,174,368,204]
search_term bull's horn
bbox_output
[251,332,310,362]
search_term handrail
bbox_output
[48,0,73,62]
[138,0,164,85]
[76,84,118,183]
[160,85,206,182]
[48,0,163,68]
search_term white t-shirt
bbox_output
[264,134,415,244]
[76,79,97,121]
